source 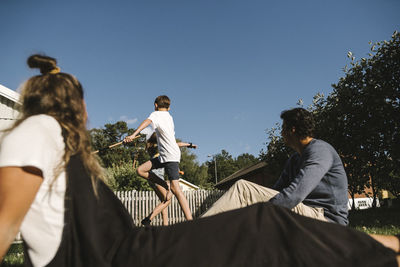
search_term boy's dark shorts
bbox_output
[150,157,180,180]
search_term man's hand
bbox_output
[188,143,198,149]
[124,135,136,143]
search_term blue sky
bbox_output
[1,0,399,164]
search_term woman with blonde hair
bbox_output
[0,54,398,267]
[0,54,107,266]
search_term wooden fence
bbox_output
[115,190,224,226]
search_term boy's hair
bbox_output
[154,95,170,109]
[280,108,315,139]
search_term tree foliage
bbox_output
[177,140,211,189]
[326,31,400,204]
[236,153,259,170]
[105,161,153,191]
[259,124,292,179]
[90,121,149,190]
[260,31,400,205]
[90,121,148,168]
[207,150,260,185]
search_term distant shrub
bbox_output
[105,160,152,191]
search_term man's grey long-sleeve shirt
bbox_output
[270,139,349,225]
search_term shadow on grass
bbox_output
[349,205,400,235]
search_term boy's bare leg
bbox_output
[170,180,193,220]
[164,184,172,203]
[155,183,170,225]
[148,183,171,225]
[137,161,169,196]
[147,200,170,223]
[161,204,169,226]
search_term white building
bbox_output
[0,84,20,132]
[348,197,380,210]
[178,178,200,191]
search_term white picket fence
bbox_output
[115,190,224,226]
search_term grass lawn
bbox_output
[349,205,400,235]
[2,206,399,266]
[1,243,23,267]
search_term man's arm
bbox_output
[177,142,197,149]
[124,119,152,143]
[0,166,42,261]
[269,145,333,209]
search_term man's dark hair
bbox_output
[280,108,315,139]
[154,95,170,109]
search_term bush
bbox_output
[349,206,400,235]
[105,161,153,191]
[1,243,24,267]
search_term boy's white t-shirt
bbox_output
[147,111,180,163]
[0,114,66,267]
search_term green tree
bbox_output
[90,121,149,191]
[235,153,259,170]
[386,171,400,198]
[327,31,400,203]
[207,150,237,184]
[90,121,147,168]
[105,161,153,191]
[195,164,214,189]
[260,31,400,203]
[178,143,210,188]
[259,124,292,179]
[207,150,259,185]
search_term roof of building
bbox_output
[178,178,200,190]
[0,84,21,105]
[216,161,268,187]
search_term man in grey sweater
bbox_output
[202,108,349,225]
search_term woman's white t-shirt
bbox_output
[0,115,66,267]
[148,111,180,163]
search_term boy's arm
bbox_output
[124,119,152,143]
[177,142,197,149]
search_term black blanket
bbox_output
[24,156,397,267]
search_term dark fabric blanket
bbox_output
[23,156,397,267]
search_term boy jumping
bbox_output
[124,95,193,221]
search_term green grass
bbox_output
[1,243,24,267]
[2,206,399,266]
[348,205,400,235]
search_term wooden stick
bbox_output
[92,135,141,154]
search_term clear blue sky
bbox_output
[1,0,399,164]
